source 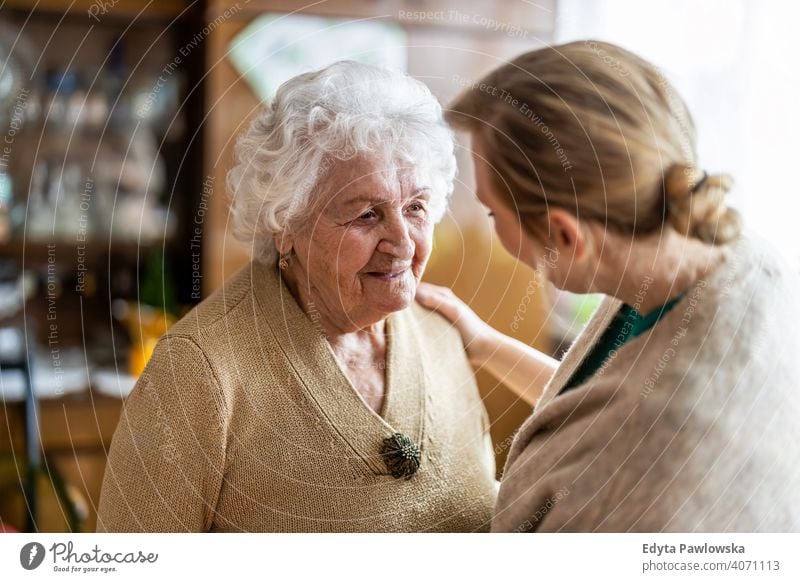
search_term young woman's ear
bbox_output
[545,208,587,262]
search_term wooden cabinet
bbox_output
[0,393,122,532]
[0,0,204,531]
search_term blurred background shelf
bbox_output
[0,388,126,533]
[0,0,205,532]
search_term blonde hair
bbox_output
[448,40,741,245]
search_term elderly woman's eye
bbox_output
[358,209,378,220]
[407,201,426,214]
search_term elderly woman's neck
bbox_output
[279,262,386,343]
[593,229,727,314]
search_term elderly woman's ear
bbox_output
[274,232,294,257]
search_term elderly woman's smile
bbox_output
[280,155,434,333]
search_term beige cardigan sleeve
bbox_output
[96,335,229,532]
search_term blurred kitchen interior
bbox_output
[1,0,797,532]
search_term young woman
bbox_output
[418,41,800,532]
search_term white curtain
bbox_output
[556,0,800,266]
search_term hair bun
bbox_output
[664,164,742,245]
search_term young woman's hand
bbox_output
[416,281,558,407]
[415,282,495,366]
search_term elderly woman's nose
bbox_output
[377,214,415,258]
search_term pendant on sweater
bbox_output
[380,432,421,480]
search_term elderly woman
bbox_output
[418,41,800,532]
[97,61,497,532]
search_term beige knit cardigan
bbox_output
[493,231,800,532]
[97,260,497,532]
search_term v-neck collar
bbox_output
[558,292,687,395]
[250,260,427,475]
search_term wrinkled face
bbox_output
[290,155,435,331]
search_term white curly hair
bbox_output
[226,60,457,263]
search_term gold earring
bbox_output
[278,254,289,270]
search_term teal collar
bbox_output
[625,291,686,339]
[559,291,687,394]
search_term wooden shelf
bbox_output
[0,238,170,266]
[0,389,124,454]
[0,388,125,532]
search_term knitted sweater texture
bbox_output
[98,260,497,532]
[493,232,800,532]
